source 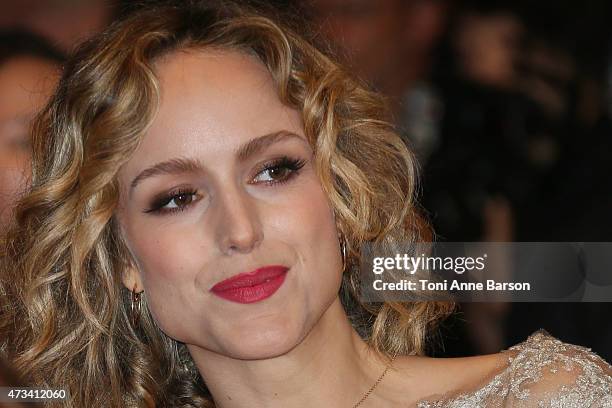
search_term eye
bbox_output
[254,165,291,183]
[252,156,306,185]
[145,189,200,214]
[164,193,196,208]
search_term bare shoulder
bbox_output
[379,343,514,404]
[381,329,612,407]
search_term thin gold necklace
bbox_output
[352,354,397,408]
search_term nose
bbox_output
[213,184,263,256]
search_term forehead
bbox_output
[122,49,303,172]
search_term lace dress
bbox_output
[417,329,612,407]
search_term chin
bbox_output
[223,315,307,360]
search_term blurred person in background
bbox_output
[418,0,612,359]
[498,1,612,363]
[308,0,449,163]
[0,30,61,407]
[306,0,517,356]
[306,0,612,361]
[0,0,112,53]
[0,30,63,234]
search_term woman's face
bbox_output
[117,50,344,359]
[0,57,57,229]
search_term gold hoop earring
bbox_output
[339,233,347,272]
[131,285,142,327]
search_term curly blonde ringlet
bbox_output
[0,1,454,406]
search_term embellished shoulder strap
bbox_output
[417,329,612,408]
[501,328,612,407]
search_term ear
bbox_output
[115,217,144,292]
[122,262,144,293]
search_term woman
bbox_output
[0,30,62,233]
[1,1,610,407]
[0,30,63,408]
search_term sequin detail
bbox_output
[417,329,612,407]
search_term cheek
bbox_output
[127,222,196,278]
[273,178,343,292]
[122,218,211,336]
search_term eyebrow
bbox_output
[129,130,304,193]
[236,130,302,162]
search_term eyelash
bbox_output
[144,156,306,215]
[251,156,306,186]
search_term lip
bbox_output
[210,265,289,304]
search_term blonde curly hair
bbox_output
[0,1,453,406]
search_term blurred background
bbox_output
[0,0,611,360]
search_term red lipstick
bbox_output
[210,265,288,304]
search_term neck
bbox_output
[188,297,391,408]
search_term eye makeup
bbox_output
[143,155,307,215]
[250,156,306,186]
[144,187,200,215]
